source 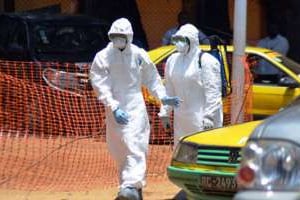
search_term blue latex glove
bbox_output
[203,117,214,130]
[161,96,182,107]
[113,108,129,125]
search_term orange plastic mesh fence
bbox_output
[0,60,252,192]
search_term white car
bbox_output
[234,97,300,200]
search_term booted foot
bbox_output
[116,187,141,200]
[138,188,143,200]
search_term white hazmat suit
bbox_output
[159,24,223,146]
[90,18,176,194]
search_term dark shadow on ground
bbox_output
[174,190,187,200]
[164,190,187,200]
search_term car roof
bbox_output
[0,12,109,26]
[151,45,274,54]
[249,96,300,143]
[148,45,276,64]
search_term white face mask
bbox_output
[175,41,189,54]
[112,37,127,49]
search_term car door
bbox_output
[248,53,300,118]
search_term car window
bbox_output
[32,23,108,61]
[0,18,10,48]
[34,24,107,51]
[10,22,27,49]
[0,18,24,49]
[0,18,27,61]
[275,55,300,75]
[225,51,291,86]
[247,54,288,85]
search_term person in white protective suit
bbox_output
[89,18,181,200]
[159,23,223,146]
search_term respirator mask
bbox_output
[109,34,127,49]
[172,36,189,54]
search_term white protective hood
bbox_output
[108,18,134,46]
[173,23,200,54]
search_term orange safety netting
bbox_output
[0,59,252,192]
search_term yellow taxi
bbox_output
[148,45,300,118]
[168,120,262,199]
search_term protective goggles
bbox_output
[171,36,188,44]
[109,33,127,41]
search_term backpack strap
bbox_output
[199,49,228,97]
[136,53,144,66]
[198,51,204,69]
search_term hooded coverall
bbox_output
[90,18,167,190]
[159,24,223,146]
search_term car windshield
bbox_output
[32,23,108,62]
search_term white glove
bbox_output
[203,117,214,130]
[160,116,171,129]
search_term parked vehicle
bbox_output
[0,12,110,91]
[0,12,109,63]
[148,45,300,118]
[167,120,262,199]
[234,97,300,200]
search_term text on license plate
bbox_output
[199,175,237,192]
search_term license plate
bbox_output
[199,175,237,192]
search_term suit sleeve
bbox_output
[140,49,167,100]
[89,53,119,111]
[158,56,175,117]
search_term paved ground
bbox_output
[0,180,185,200]
[0,135,183,199]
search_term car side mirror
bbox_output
[278,76,299,88]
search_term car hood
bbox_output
[182,121,262,147]
[250,98,300,142]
